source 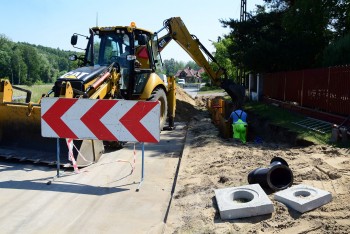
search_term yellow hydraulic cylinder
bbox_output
[167,76,176,128]
[0,79,13,103]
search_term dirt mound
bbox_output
[194,96,208,108]
[174,87,199,122]
[174,88,224,122]
[175,87,196,106]
[166,91,350,233]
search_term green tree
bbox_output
[212,37,238,80]
[0,35,13,80]
[163,58,185,76]
[221,0,349,72]
[11,47,27,85]
[163,59,176,76]
[0,50,11,79]
[328,0,350,39]
[184,61,200,70]
[282,0,330,68]
[1,34,78,84]
[322,32,350,66]
[21,46,41,85]
[221,10,286,72]
[38,53,53,83]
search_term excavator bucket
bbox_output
[0,79,104,167]
[221,79,246,107]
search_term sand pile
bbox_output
[166,89,350,233]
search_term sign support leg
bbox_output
[56,138,60,178]
[136,142,145,192]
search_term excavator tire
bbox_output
[149,88,168,130]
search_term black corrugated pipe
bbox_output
[248,157,293,191]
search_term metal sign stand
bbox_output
[42,99,160,188]
[47,139,61,185]
[56,139,60,178]
[136,142,145,192]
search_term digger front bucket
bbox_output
[221,79,245,106]
[0,102,104,167]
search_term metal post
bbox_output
[136,142,145,191]
[91,140,96,162]
[141,142,145,180]
[56,138,60,178]
[240,0,247,22]
[257,74,260,101]
[248,73,252,100]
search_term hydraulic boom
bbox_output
[157,17,244,104]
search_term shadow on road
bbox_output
[0,179,129,195]
[0,162,129,195]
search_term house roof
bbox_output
[197,68,205,75]
[175,67,204,78]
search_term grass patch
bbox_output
[198,89,225,94]
[244,101,332,145]
[12,84,53,103]
[244,102,303,128]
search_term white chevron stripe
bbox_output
[101,100,137,142]
[41,98,58,116]
[41,98,59,138]
[140,103,160,140]
[62,99,96,139]
[41,118,58,138]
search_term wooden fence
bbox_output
[263,66,350,117]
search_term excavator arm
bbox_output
[157,17,244,104]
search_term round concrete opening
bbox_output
[231,190,254,204]
[293,190,311,198]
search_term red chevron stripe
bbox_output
[120,101,158,142]
[42,99,78,138]
[81,100,118,141]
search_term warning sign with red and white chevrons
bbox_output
[41,98,160,143]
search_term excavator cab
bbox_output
[68,25,165,101]
[78,25,170,130]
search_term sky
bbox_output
[0,0,264,62]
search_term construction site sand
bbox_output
[166,87,350,233]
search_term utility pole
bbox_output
[238,0,247,86]
[240,0,247,22]
[96,12,99,27]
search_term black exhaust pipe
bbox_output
[248,157,293,191]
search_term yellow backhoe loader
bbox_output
[0,17,243,167]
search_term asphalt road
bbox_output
[183,87,199,98]
[0,123,187,234]
[183,86,226,99]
